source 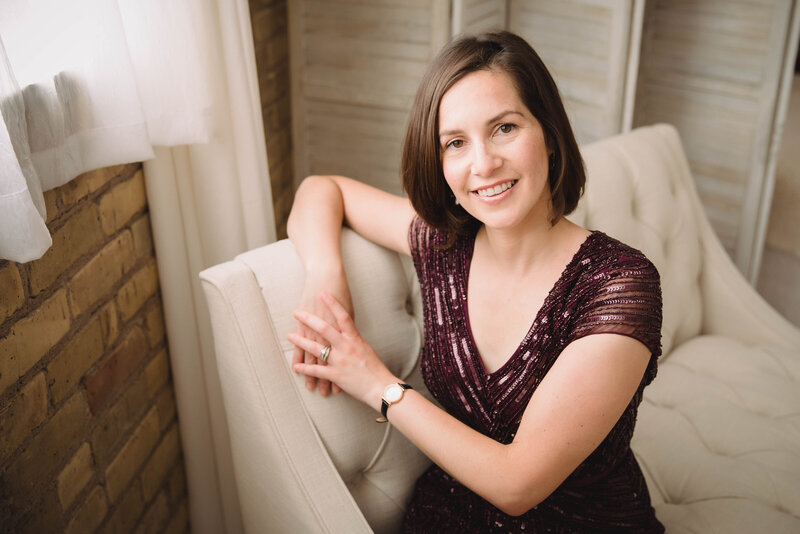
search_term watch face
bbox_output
[384,384,404,403]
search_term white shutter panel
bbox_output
[508,0,644,144]
[289,0,450,195]
[451,0,507,35]
[633,0,799,280]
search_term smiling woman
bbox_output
[286,31,664,533]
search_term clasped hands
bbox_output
[288,291,396,411]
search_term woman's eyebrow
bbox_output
[438,110,525,138]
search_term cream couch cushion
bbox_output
[200,124,800,533]
[636,337,800,532]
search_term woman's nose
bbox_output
[470,141,501,177]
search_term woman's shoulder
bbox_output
[578,231,660,283]
[566,230,663,360]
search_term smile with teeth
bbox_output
[474,180,518,197]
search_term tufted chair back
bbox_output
[567,124,704,356]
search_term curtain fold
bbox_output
[143,1,276,532]
[0,34,51,261]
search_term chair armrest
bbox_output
[699,223,800,349]
[199,259,372,533]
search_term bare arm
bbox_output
[290,294,650,516]
[387,333,649,515]
[286,175,415,394]
[287,175,415,259]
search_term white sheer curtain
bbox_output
[1,1,276,532]
[0,0,211,261]
[142,1,277,532]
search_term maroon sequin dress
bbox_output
[403,216,665,533]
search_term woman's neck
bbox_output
[477,216,571,278]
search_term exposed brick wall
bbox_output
[250,0,293,239]
[0,164,188,534]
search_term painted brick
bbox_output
[68,231,136,316]
[116,260,159,322]
[0,372,47,463]
[91,373,149,465]
[0,288,70,395]
[14,485,63,534]
[156,385,177,431]
[57,441,94,510]
[140,425,181,501]
[101,479,144,534]
[105,407,159,502]
[131,214,154,260]
[64,485,107,534]
[168,463,187,506]
[29,204,104,295]
[48,316,104,402]
[0,393,90,517]
[99,170,147,236]
[84,326,148,414]
[163,500,188,534]
[145,349,169,398]
[0,262,25,323]
[134,490,169,534]
[59,165,126,205]
[99,300,120,348]
[44,188,59,224]
[143,301,165,348]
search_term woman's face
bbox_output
[438,69,552,233]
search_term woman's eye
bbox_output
[446,139,464,150]
[498,123,515,134]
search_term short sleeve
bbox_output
[569,253,663,381]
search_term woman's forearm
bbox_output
[287,175,347,273]
[386,389,547,516]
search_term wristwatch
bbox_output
[375,383,413,423]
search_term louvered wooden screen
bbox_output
[508,0,643,145]
[289,0,449,195]
[451,0,507,35]
[633,0,798,279]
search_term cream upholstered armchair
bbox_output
[199,124,800,533]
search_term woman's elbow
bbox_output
[495,497,542,518]
[491,483,548,517]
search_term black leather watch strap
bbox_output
[377,383,413,423]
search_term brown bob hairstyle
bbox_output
[401,31,585,244]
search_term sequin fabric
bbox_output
[403,216,665,533]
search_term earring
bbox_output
[455,197,460,206]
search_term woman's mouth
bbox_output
[473,180,518,198]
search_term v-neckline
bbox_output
[461,229,599,381]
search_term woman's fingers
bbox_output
[320,291,359,336]
[294,309,343,344]
[288,332,329,359]
[298,324,318,392]
[292,361,335,382]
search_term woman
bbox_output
[286,31,664,533]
